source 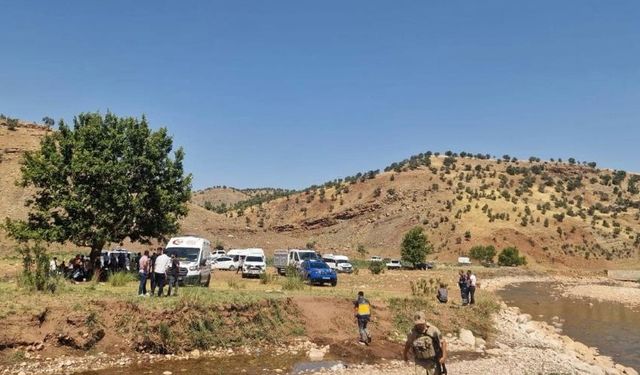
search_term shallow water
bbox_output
[79,352,344,375]
[498,282,640,371]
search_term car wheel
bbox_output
[204,274,211,288]
[229,265,235,271]
[331,280,337,287]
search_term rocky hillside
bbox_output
[1,118,639,268]
[201,153,640,268]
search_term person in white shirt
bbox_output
[153,248,171,297]
[49,257,58,274]
[467,270,477,305]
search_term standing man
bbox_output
[138,250,150,297]
[153,248,171,297]
[353,291,372,345]
[167,253,180,297]
[403,311,448,375]
[467,270,477,305]
[458,270,468,306]
[149,248,159,296]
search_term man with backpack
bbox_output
[403,311,448,375]
[353,291,372,345]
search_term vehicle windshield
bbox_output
[337,260,350,264]
[309,262,329,269]
[300,252,318,260]
[245,256,263,262]
[216,257,231,262]
[165,247,199,262]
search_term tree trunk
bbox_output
[89,242,105,273]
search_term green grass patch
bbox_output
[109,272,137,287]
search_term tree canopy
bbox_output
[400,226,433,266]
[4,112,192,264]
[469,245,496,264]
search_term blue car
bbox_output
[300,259,337,286]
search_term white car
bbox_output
[210,249,226,259]
[369,256,383,262]
[322,254,353,273]
[211,256,237,271]
[386,259,402,270]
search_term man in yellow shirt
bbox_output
[353,291,372,345]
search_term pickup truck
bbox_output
[386,259,402,270]
[273,249,320,275]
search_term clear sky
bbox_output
[1,1,639,190]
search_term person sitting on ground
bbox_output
[436,283,448,304]
[403,311,448,375]
[49,257,58,275]
[353,291,372,345]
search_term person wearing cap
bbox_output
[403,311,447,375]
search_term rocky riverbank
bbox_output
[306,304,638,375]
[562,282,640,309]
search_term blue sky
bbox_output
[1,1,639,190]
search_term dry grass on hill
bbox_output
[1,119,639,271]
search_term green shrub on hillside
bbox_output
[498,247,527,266]
[469,245,496,264]
[368,261,385,275]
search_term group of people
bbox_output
[353,271,479,374]
[49,254,93,281]
[137,247,181,297]
[354,291,448,375]
[457,270,477,305]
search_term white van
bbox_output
[240,248,266,278]
[322,254,353,273]
[164,236,212,287]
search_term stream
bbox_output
[498,282,640,371]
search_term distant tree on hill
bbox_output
[356,244,367,257]
[498,247,527,266]
[42,116,55,128]
[400,226,433,267]
[469,245,496,264]
[3,112,192,271]
[373,187,382,198]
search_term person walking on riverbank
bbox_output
[467,270,477,305]
[353,291,372,345]
[403,311,447,375]
[458,270,469,305]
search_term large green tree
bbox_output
[400,226,433,266]
[4,112,192,267]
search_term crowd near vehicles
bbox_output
[322,254,353,273]
[273,249,320,275]
[299,259,337,286]
[164,235,212,287]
